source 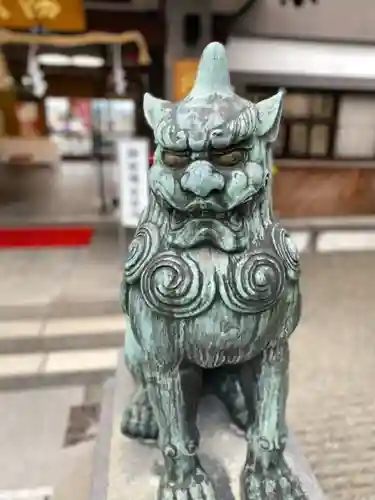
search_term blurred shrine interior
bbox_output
[1,0,375,228]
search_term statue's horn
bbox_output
[188,42,232,97]
[256,89,285,142]
[143,92,170,130]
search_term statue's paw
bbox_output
[120,391,158,440]
[158,466,217,500]
[241,458,309,500]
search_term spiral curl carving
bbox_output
[140,251,216,318]
[219,251,285,314]
[271,225,300,281]
[124,223,160,284]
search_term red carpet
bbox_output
[0,227,94,248]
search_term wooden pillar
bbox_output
[164,0,213,101]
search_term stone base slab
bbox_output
[91,359,326,500]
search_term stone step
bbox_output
[0,299,121,321]
[0,348,119,391]
[0,315,124,355]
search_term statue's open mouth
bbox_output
[168,202,250,232]
[153,184,263,236]
[175,207,230,219]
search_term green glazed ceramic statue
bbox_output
[120,42,307,500]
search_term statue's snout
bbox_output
[180,161,225,198]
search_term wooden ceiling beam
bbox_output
[86,10,165,47]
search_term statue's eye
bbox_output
[162,151,190,168]
[212,149,246,167]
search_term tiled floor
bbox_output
[0,161,118,223]
[0,228,124,310]
[64,403,101,447]
[287,253,375,498]
[0,386,91,492]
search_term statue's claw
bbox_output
[158,463,217,500]
[241,456,308,500]
[121,389,158,440]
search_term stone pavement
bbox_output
[0,385,96,500]
[0,161,117,224]
[0,227,124,316]
[0,228,124,390]
[101,363,325,500]
[288,252,375,499]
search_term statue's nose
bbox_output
[180,161,225,197]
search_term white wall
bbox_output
[336,97,375,158]
[235,0,375,43]
[226,37,375,80]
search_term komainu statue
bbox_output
[120,42,307,500]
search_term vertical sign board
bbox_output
[117,138,149,229]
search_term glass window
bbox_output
[284,94,311,118]
[45,97,69,134]
[110,99,136,135]
[240,87,337,159]
[311,94,334,119]
[335,95,375,158]
[46,97,92,157]
[289,123,309,155]
[310,124,329,156]
[274,122,286,157]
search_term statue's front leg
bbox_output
[121,323,158,440]
[146,360,217,500]
[239,341,308,499]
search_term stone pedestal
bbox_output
[90,358,326,500]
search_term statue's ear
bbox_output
[143,93,170,130]
[255,89,285,143]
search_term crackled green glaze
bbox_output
[120,42,307,500]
